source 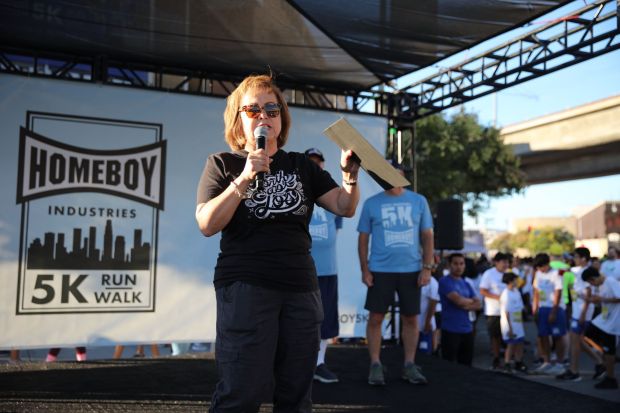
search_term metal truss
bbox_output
[0,49,390,116]
[401,0,620,119]
[1,1,618,124]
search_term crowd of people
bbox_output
[302,142,620,395]
[423,247,620,391]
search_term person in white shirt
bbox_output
[500,272,527,374]
[600,246,620,281]
[582,266,620,390]
[532,253,567,375]
[556,247,604,382]
[479,252,509,369]
[418,276,439,355]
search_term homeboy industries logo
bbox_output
[15,112,166,315]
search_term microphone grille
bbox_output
[254,126,269,139]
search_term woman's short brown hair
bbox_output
[223,74,291,151]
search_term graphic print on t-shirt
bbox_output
[245,170,306,219]
[310,208,329,240]
[381,203,413,247]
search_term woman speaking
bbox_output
[196,74,360,412]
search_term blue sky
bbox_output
[395,1,620,231]
[459,49,620,230]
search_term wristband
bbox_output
[343,179,357,186]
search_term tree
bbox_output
[396,111,525,217]
[526,227,575,255]
[490,232,513,252]
[489,227,575,255]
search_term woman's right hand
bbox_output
[242,148,271,181]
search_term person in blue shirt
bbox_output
[306,148,343,384]
[357,164,434,386]
[438,253,482,366]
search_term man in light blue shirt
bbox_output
[306,148,343,384]
[357,164,434,386]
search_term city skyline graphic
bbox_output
[27,219,151,270]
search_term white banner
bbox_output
[0,73,387,349]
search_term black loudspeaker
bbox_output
[434,199,464,250]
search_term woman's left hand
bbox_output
[340,149,360,174]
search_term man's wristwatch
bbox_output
[422,263,434,270]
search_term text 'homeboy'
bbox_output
[17,127,166,209]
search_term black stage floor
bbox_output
[1,344,617,412]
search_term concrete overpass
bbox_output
[500,94,620,185]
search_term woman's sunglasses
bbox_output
[238,102,282,119]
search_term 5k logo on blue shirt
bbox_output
[381,203,414,247]
[309,207,340,276]
[310,208,330,240]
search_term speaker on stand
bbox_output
[434,199,464,251]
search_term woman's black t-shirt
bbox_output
[197,149,338,292]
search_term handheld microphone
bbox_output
[253,126,268,190]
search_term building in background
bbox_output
[508,201,619,257]
[511,216,577,235]
[574,201,620,257]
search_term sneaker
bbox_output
[368,362,385,386]
[556,370,582,382]
[402,363,428,385]
[593,364,607,380]
[491,357,501,371]
[314,363,339,383]
[594,377,618,390]
[502,364,513,375]
[533,362,552,374]
[514,361,528,374]
[190,342,210,352]
[547,364,565,375]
